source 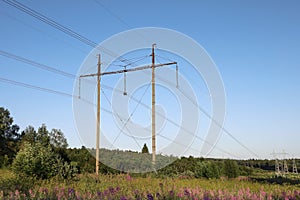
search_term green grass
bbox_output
[0,168,15,180]
[1,169,300,199]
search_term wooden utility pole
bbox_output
[79,45,177,172]
[96,54,101,174]
[80,54,101,175]
[151,44,156,164]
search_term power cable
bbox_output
[1,51,242,158]
[0,50,75,78]
[2,0,133,66]
[92,0,150,43]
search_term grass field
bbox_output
[1,169,300,199]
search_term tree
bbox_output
[141,143,149,154]
[37,124,50,146]
[223,159,239,178]
[12,142,77,179]
[12,142,57,179]
[194,161,220,179]
[0,107,20,166]
[49,128,68,149]
[20,125,37,145]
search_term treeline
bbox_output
[1,106,299,180]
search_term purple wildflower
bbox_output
[159,183,163,188]
[97,191,103,199]
[109,187,115,194]
[184,189,190,196]
[68,188,75,196]
[147,193,154,200]
[156,192,161,198]
[104,190,109,196]
[169,190,174,196]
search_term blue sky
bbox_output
[1,0,300,159]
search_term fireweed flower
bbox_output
[156,192,161,198]
[147,193,154,200]
[184,188,190,196]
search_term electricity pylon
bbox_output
[282,150,289,175]
[80,44,177,174]
[292,158,298,174]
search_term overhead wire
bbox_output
[92,0,150,43]
[1,0,258,158]
[0,9,88,54]
[2,0,133,67]
[155,56,258,157]
[0,50,75,79]
[84,0,249,158]
[0,51,240,158]
[100,86,157,165]
[1,0,160,157]
[104,82,152,148]
[154,50,259,158]
[0,76,74,98]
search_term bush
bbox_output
[223,160,240,178]
[12,142,77,180]
[0,175,34,196]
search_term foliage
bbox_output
[0,173,34,197]
[12,142,57,179]
[88,148,176,173]
[0,107,20,166]
[195,161,221,179]
[223,159,240,178]
[142,143,149,154]
[36,124,50,147]
[1,173,300,199]
[20,125,37,145]
[49,128,68,149]
[11,142,76,180]
[66,146,96,173]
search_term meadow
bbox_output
[1,169,300,200]
[1,108,300,199]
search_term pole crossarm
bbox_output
[79,61,177,78]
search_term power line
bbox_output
[87,0,257,157]
[0,50,75,78]
[0,73,237,157]
[1,50,241,158]
[0,73,239,159]
[0,9,88,54]
[1,0,244,158]
[3,0,259,158]
[101,84,240,159]
[102,82,151,149]
[93,0,132,29]
[2,0,131,65]
[152,60,259,158]
[3,0,243,158]
[92,0,149,43]
[0,76,74,98]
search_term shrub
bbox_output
[12,142,77,180]
[223,159,240,178]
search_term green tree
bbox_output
[20,125,37,145]
[223,159,239,178]
[12,142,57,179]
[141,143,149,154]
[37,124,50,146]
[195,161,220,179]
[0,107,20,166]
[12,142,77,179]
[49,128,68,149]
